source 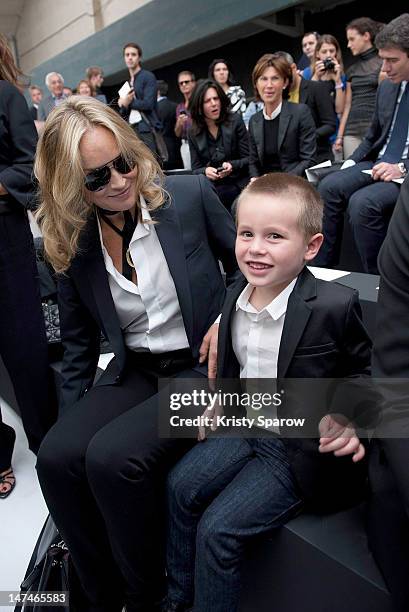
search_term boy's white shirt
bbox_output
[231,277,297,379]
[231,277,297,433]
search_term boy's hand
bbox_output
[199,323,219,381]
[318,414,365,462]
[198,400,223,441]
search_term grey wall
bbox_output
[27,0,300,89]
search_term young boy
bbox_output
[164,173,372,612]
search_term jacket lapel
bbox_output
[253,112,265,166]
[221,122,232,159]
[195,131,209,163]
[383,84,401,137]
[152,200,194,345]
[217,276,247,378]
[278,101,291,151]
[80,214,126,369]
[277,268,316,377]
[299,79,308,105]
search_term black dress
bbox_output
[0,80,56,468]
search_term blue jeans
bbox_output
[166,436,302,612]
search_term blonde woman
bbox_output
[36,97,238,612]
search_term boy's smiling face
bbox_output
[235,193,322,304]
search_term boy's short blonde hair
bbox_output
[237,173,323,238]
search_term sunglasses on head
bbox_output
[84,154,133,192]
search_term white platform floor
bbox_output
[1,401,49,612]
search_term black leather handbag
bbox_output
[14,516,71,612]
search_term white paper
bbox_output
[361,169,404,184]
[305,160,332,182]
[118,81,132,98]
[98,352,115,371]
[129,110,142,125]
[308,266,351,281]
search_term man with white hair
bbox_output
[37,72,66,120]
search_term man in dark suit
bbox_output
[277,51,337,162]
[157,80,182,169]
[369,174,409,612]
[315,13,409,274]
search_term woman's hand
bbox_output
[330,61,342,83]
[313,60,326,80]
[334,136,343,152]
[205,167,219,181]
[217,162,233,179]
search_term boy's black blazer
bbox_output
[57,175,239,412]
[248,100,317,178]
[217,267,372,510]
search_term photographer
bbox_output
[188,79,249,210]
[311,34,347,117]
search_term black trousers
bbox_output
[0,207,57,469]
[37,354,204,612]
[315,162,400,274]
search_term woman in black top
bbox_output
[335,17,384,158]
[0,34,56,497]
[248,53,316,178]
[189,79,249,210]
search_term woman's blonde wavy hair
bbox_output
[35,96,165,273]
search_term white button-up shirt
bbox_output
[98,199,189,353]
[231,279,297,432]
[231,279,297,378]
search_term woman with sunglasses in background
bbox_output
[189,79,249,210]
[0,34,56,498]
[35,97,238,612]
[208,58,247,118]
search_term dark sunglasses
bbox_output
[84,154,133,192]
[179,79,193,86]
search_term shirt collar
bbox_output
[263,102,282,121]
[131,195,151,241]
[235,277,297,320]
[97,196,151,246]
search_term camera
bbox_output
[179,109,187,116]
[323,58,335,72]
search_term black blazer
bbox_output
[299,78,336,162]
[369,176,409,609]
[57,175,239,412]
[350,79,407,168]
[189,112,249,189]
[157,97,182,169]
[248,100,317,178]
[217,267,372,510]
[0,81,37,208]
